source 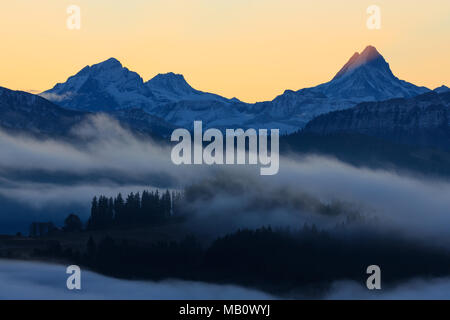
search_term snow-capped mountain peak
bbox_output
[41,58,231,113]
[332,52,360,80]
[93,57,122,69]
[40,47,432,133]
[332,45,386,80]
[86,57,143,87]
[315,45,428,101]
[358,45,382,61]
[146,72,195,96]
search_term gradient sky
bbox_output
[0,0,448,102]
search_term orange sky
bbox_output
[0,0,448,102]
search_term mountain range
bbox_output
[40,46,436,133]
[0,45,448,153]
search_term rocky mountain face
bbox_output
[317,46,429,100]
[41,58,230,111]
[303,91,450,150]
[249,46,430,129]
[40,46,432,133]
[41,58,241,131]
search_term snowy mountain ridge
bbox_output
[41,46,436,133]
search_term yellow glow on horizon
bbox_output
[0,0,448,102]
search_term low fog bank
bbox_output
[0,115,450,245]
[2,259,450,300]
[0,115,203,185]
[180,172,363,240]
[0,260,275,300]
[278,156,450,244]
[180,155,450,243]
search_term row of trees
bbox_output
[29,214,83,237]
[31,225,450,295]
[29,222,57,237]
[28,189,183,236]
[87,190,183,229]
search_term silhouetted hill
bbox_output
[303,91,450,151]
[281,132,450,179]
[0,87,174,138]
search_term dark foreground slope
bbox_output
[3,225,450,297]
[0,86,174,139]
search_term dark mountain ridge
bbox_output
[303,91,450,151]
[0,86,174,139]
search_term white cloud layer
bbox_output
[0,260,275,300]
[0,115,449,243]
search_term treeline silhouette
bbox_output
[87,189,182,230]
[32,225,450,295]
[28,189,183,236]
[88,190,180,229]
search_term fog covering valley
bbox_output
[0,260,275,300]
[0,115,449,240]
[1,115,450,298]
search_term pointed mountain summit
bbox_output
[41,57,145,111]
[146,72,197,97]
[257,45,431,130]
[66,57,142,88]
[332,45,388,80]
[93,57,123,69]
[147,72,191,89]
[315,45,429,101]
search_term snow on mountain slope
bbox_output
[317,46,429,101]
[145,72,230,104]
[248,46,431,130]
[41,46,433,133]
[41,58,150,111]
[41,58,232,113]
